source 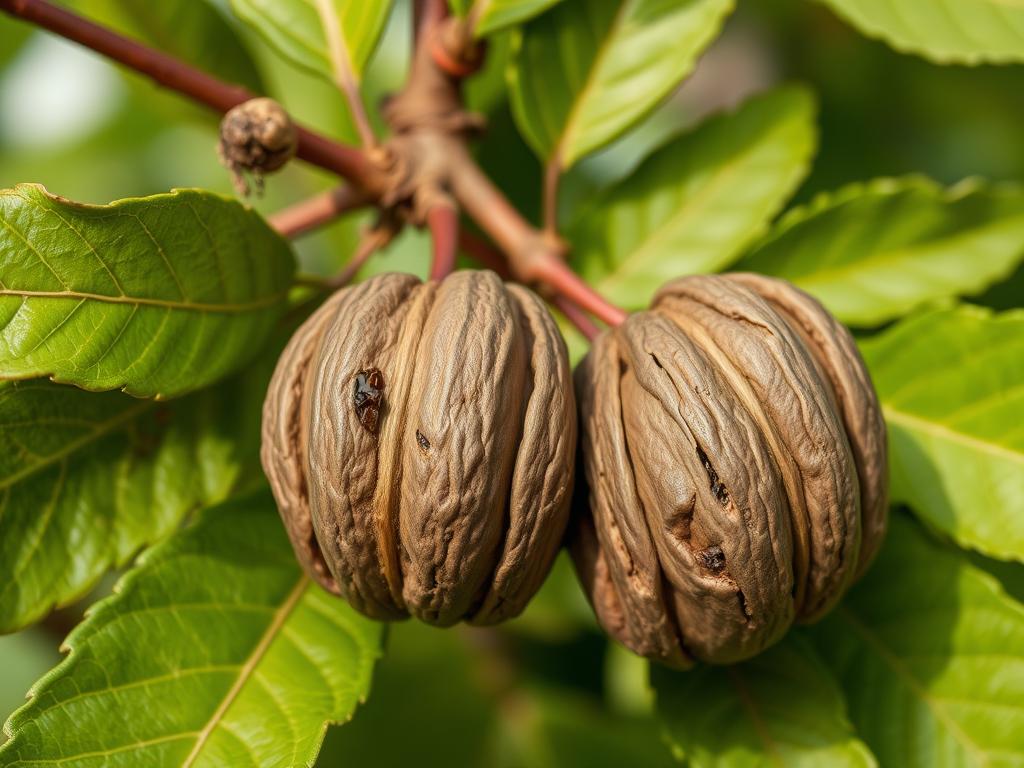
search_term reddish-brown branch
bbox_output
[328,229,389,289]
[427,204,459,281]
[542,158,561,234]
[267,185,370,239]
[554,296,600,341]
[0,0,383,192]
[416,0,449,45]
[459,229,603,340]
[458,229,511,278]
[447,142,626,327]
[530,257,627,327]
[4,0,628,327]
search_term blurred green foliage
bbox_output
[1,0,1023,762]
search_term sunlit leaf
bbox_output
[229,0,392,83]
[571,87,816,310]
[818,0,1024,65]
[653,634,877,767]
[0,352,271,634]
[0,184,294,398]
[465,0,566,37]
[861,305,1024,562]
[508,0,733,169]
[809,513,1024,767]
[0,491,384,767]
[736,177,1024,326]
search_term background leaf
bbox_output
[0,185,295,398]
[72,0,265,92]
[467,0,566,37]
[653,634,877,767]
[808,513,1024,767]
[735,177,1024,327]
[0,338,273,634]
[229,0,392,84]
[323,620,673,767]
[570,86,816,310]
[507,0,734,169]
[817,0,1024,65]
[860,305,1024,562]
[0,491,383,767]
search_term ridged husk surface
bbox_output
[262,271,576,626]
[572,273,887,666]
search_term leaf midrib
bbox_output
[838,606,988,766]
[552,0,632,168]
[0,399,154,492]
[781,214,1024,291]
[883,405,1024,467]
[726,667,785,767]
[0,288,287,314]
[314,0,360,86]
[181,576,310,767]
[593,116,799,291]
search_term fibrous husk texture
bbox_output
[572,273,888,666]
[262,271,576,626]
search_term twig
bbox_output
[314,0,376,148]
[267,185,370,239]
[293,273,331,289]
[327,228,391,289]
[0,0,383,193]
[554,295,600,341]
[529,257,627,327]
[542,158,561,234]
[458,229,511,278]
[446,141,626,326]
[3,0,628,327]
[459,229,602,340]
[427,203,459,281]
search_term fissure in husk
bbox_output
[262,270,576,626]
[571,273,888,667]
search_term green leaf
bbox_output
[735,177,1024,327]
[817,0,1024,65]
[230,0,393,84]
[571,87,817,310]
[0,490,384,767]
[467,0,567,37]
[505,687,677,768]
[324,620,673,767]
[0,355,271,633]
[0,19,31,71]
[653,634,877,768]
[860,305,1024,562]
[809,513,1024,767]
[0,184,295,398]
[508,0,734,169]
[72,0,265,92]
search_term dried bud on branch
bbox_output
[262,271,577,626]
[571,273,888,667]
[218,97,297,196]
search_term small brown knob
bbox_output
[218,97,297,195]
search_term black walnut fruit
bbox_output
[262,271,577,626]
[571,273,888,667]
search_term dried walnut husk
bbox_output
[571,273,888,667]
[262,271,576,626]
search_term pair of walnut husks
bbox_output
[262,270,887,666]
